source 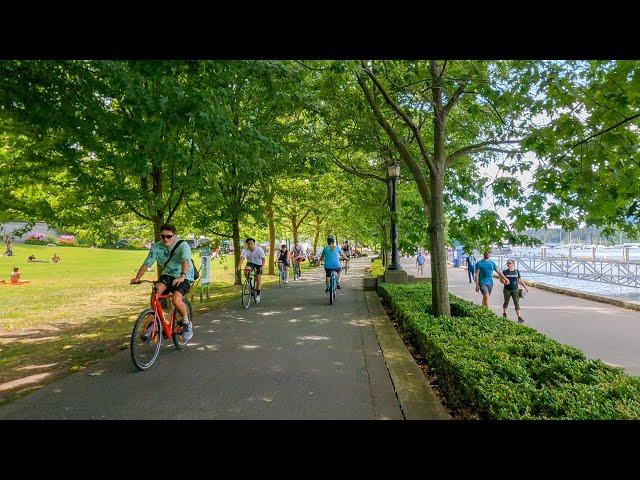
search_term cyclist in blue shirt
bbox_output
[474,251,509,308]
[319,235,348,293]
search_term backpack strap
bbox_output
[163,240,184,271]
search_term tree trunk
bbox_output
[231,213,242,285]
[428,171,450,316]
[291,219,299,244]
[267,206,276,276]
[152,217,162,243]
[151,216,165,282]
[313,227,320,255]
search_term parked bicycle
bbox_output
[130,280,193,371]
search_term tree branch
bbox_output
[446,139,523,164]
[443,81,468,116]
[329,152,386,182]
[126,201,151,221]
[361,61,435,171]
[356,70,432,216]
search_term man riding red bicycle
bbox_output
[130,224,195,342]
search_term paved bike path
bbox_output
[0,259,403,419]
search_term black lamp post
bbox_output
[387,163,403,271]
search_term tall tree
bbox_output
[0,60,225,240]
[349,60,541,315]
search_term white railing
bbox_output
[447,250,640,289]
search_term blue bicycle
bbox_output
[328,269,338,304]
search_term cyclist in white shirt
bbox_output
[236,237,266,303]
[292,240,305,276]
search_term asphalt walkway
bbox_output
[0,259,403,419]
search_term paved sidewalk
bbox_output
[0,259,403,419]
[401,257,640,376]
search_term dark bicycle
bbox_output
[242,266,259,309]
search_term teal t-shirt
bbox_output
[143,239,194,281]
[322,245,342,269]
[476,259,498,286]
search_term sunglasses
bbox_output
[160,234,174,239]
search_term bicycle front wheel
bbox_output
[131,309,162,371]
[172,299,194,350]
[242,277,252,309]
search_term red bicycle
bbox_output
[130,280,194,371]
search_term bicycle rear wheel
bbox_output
[131,309,162,371]
[242,277,252,309]
[329,273,335,305]
[172,299,194,349]
[333,276,337,303]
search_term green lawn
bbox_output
[0,244,296,406]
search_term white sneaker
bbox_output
[255,294,261,303]
[285,280,289,285]
[182,320,193,342]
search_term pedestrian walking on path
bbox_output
[416,250,426,276]
[465,252,476,283]
[502,259,529,323]
[475,251,509,308]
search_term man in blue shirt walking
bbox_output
[474,251,509,308]
[465,252,476,283]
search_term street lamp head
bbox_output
[388,163,400,179]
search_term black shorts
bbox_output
[325,267,341,278]
[157,275,191,296]
[246,262,263,275]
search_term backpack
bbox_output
[164,240,200,280]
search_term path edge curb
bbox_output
[364,290,451,420]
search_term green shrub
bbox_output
[379,282,640,419]
[369,259,385,277]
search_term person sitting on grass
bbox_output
[28,254,36,262]
[52,253,61,263]
[0,267,31,285]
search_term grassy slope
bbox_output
[0,244,291,406]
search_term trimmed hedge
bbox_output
[379,282,640,419]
